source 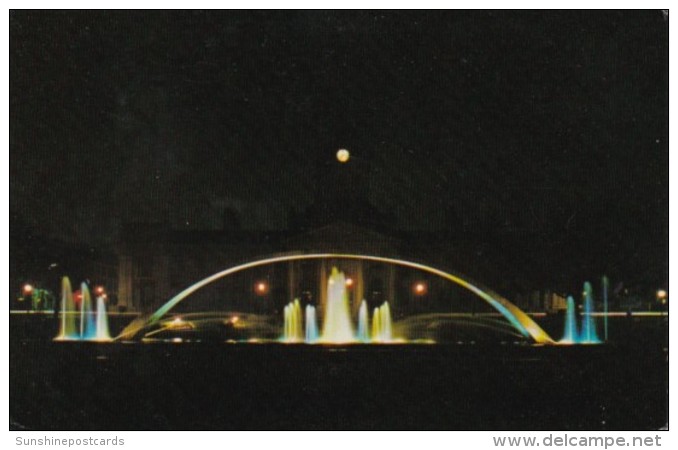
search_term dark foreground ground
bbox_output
[10,315,668,430]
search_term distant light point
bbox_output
[336,149,350,163]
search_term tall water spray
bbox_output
[379,302,393,341]
[95,296,112,341]
[372,307,381,341]
[305,304,319,342]
[283,299,303,342]
[560,296,578,343]
[321,267,355,343]
[371,302,393,342]
[580,281,600,344]
[56,277,79,340]
[357,300,370,342]
[79,283,96,339]
[602,276,609,342]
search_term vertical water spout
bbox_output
[283,299,303,342]
[580,281,600,344]
[55,277,78,340]
[379,302,393,342]
[95,295,112,341]
[79,283,96,339]
[283,304,290,339]
[357,300,369,342]
[305,304,318,343]
[371,307,381,342]
[602,276,609,342]
[293,299,302,341]
[560,296,578,344]
[320,267,355,343]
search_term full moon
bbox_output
[336,148,350,163]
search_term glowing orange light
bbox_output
[255,281,269,295]
[657,289,667,300]
[22,284,33,294]
[95,286,105,295]
[345,277,354,287]
[231,316,239,324]
[413,282,427,296]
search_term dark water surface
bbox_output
[10,315,668,430]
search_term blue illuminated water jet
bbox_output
[79,283,96,340]
[579,282,600,344]
[560,296,578,344]
[602,276,609,342]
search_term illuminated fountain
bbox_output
[579,281,600,344]
[380,302,393,341]
[560,282,602,345]
[115,253,555,344]
[283,299,303,342]
[560,296,578,344]
[54,277,111,342]
[79,283,96,339]
[371,302,393,342]
[321,267,355,343]
[56,277,79,340]
[357,300,369,342]
[602,276,609,342]
[279,268,395,344]
[305,305,319,342]
[95,295,112,341]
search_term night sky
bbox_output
[9,11,668,289]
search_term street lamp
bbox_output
[413,282,428,296]
[254,281,269,295]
